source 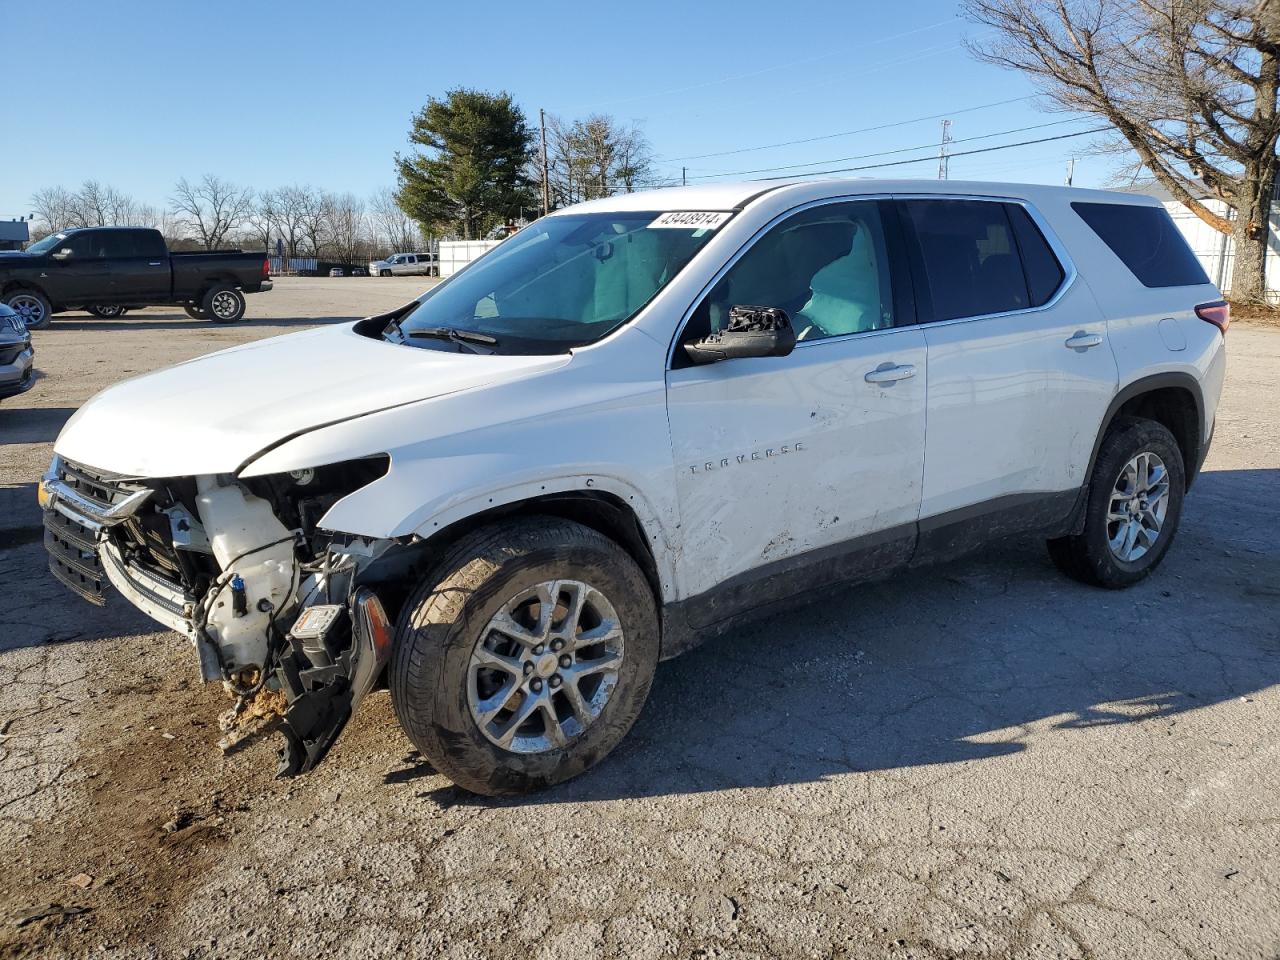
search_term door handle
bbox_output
[864,363,916,384]
[1065,331,1103,350]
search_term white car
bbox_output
[368,252,436,277]
[41,179,1227,794]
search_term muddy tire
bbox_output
[390,516,658,796]
[1047,416,1185,589]
[202,285,246,323]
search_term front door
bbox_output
[665,199,926,626]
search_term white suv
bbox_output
[41,180,1227,794]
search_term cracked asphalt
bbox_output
[1,279,1277,959]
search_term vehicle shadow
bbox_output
[414,467,1280,805]
[0,406,76,444]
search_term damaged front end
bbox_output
[40,454,401,776]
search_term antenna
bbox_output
[937,119,953,180]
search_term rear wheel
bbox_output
[202,285,246,323]
[390,517,659,796]
[5,289,52,329]
[1047,416,1185,588]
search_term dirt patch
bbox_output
[1226,299,1280,327]
[0,641,285,959]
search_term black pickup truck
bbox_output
[0,227,273,328]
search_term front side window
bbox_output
[683,201,895,349]
[398,211,721,354]
[904,199,1030,321]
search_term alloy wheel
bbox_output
[1107,451,1171,562]
[210,291,239,320]
[9,294,45,327]
[468,579,625,754]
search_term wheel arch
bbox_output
[1089,373,1205,490]
[358,488,668,644]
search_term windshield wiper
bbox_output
[406,326,499,354]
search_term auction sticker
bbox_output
[649,211,733,230]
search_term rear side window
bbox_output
[1072,202,1209,287]
[903,200,1029,321]
[1007,205,1065,306]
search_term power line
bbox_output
[685,117,1095,180]
[750,124,1112,180]
[664,95,1035,163]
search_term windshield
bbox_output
[397,211,725,354]
[25,232,69,255]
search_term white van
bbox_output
[42,179,1227,794]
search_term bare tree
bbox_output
[327,192,368,263]
[535,114,656,209]
[168,175,254,250]
[964,0,1279,301]
[297,189,333,258]
[243,189,278,252]
[31,182,157,233]
[370,186,421,253]
[273,185,313,258]
[30,186,76,233]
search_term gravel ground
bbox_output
[1,278,1277,959]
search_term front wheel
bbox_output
[202,285,246,323]
[390,517,659,796]
[379,269,392,277]
[87,304,124,318]
[1047,416,1185,588]
[5,289,53,329]
[183,304,208,320]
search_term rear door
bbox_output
[98,230,169,302]
[665,198,927,624]
[898,197,1117,552]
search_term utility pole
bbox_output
[539,108,551,217]
[682,166,687,187]
[937,119,953,180]
[1065,157,1076,187]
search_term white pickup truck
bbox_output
[41,179,1227,795]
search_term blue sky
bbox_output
[1,0,1121,219]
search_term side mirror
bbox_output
[51,248,73,261]
[683,305,796,365]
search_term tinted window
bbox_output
[685,201,895,348]
[96,232,134,258]
[132,230,166,258]
[904,200,1029,321]
[1072,202,1209,287]
[1007,205,1065,306]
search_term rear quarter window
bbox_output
[1071,201,1210,288]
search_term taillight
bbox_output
[1195,300,1230,334]
[262,258,270,279]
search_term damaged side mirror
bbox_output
[683,305,797,365]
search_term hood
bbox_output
[55,323,570,477]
